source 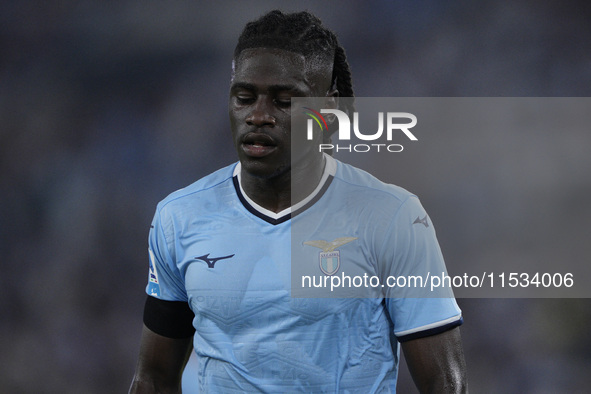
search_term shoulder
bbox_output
[331,157,418,211]
[156,162,238,215]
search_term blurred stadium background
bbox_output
[1,1,590,392]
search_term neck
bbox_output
[240,154,326,213]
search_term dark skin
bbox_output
[403,327,468,393]
[229,48,336,212]
[130,47,468,393]
[129,326,192,393]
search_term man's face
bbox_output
[229,48,326,180]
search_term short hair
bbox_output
[234,10,355,118]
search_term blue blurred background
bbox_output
[1,1,590,392]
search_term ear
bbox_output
[323,89,339,124]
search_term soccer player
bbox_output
[130,10,467,393]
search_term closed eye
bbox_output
[234,95,255,105]
[273,98,291,108]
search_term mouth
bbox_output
[241,133,277,158]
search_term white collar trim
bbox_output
[233,154,337,221]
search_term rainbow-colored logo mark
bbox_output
[303,107,329,133]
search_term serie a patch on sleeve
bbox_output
[147,248,161,297]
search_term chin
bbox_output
[241,160,290,180]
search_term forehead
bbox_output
[232,48,310,87]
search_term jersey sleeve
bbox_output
[379,195,462,342]
[146,204,188,302]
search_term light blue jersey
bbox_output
[147,155,462,393]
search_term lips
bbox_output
[241,133,277,158]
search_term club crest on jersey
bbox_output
[303,237,358,276]
[319,251,340,275]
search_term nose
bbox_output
[246,98,276,127]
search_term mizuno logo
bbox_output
[304,237,358,252]
[413,215,429,227]
[195,253,235,268]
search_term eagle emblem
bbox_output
[303,237,358,275]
